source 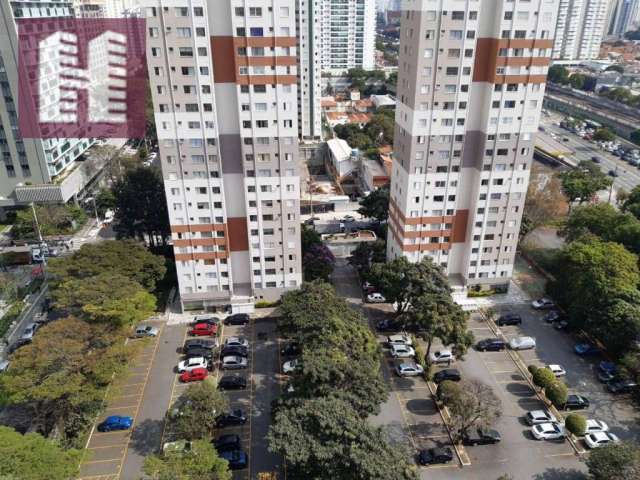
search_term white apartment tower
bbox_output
[388,0,557,291]
[553,0,609,60]
[607,0,639,37]
[321,0,377,74]
[144,1,303,311]
[297,0,323,141]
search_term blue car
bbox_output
[598,361,618,382]
[574,343,600,356]
[220,450,248,470]
[97,415,133,432]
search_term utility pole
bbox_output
[608,164,619,204]
[31,203,47,280]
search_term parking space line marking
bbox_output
[92,430,132,437]
[111,393,143,399]
[116,382,145,388]
[545,452,576,458]
[82,458,123,465]
[103,406,138,411]
[87,444,128,450]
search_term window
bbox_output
[450,30,463,40]
[425,30,435,39]
[424,48,433,58]
[176,27,190,38]
[452,11,465,19]
[234,7,244,15]
[280,6,290,16]
[249,7,262,16]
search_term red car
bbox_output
[190,323,218,336]
[180,367,208,383]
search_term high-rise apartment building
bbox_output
[0,0,97,218]
[144,1,302,311]
[297,0,322,141]
[321,0,376,74]
[388,0,557,291]
[607,0,639,37]
[553,0,608,60]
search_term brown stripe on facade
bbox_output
[171,224,226,233]
[236,74,297,85]
[173,238,226,247]
[451,209,469,243]
[390,198,469,244]
[232,37,297,48]
[175,252,228,261]
[227,217,249,252]
[210,37,236,83]
[236,56,297,67]
[474,37,553,83]
[494,74,548,84]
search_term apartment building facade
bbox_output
[297,0,323,141]
[144,0,302,311]
[553,0,608,60]
[388,0,557,291]
[0,0,97,217]
[607,0,639,37]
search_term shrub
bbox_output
[436,380,462,405]
[413,343,426,367]
[468,289,496,298]
[533,368,557,391]
[565,413,587,436]
[255,300,280,309]
[528,365,539,376]
[0,301,25,337]
[546,381,568,407]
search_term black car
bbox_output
[543,311,561,324]
[591,156,601,163]
[563,394,590,410]
[224,314,250,326]
[462,428,502,446]
[475,338,506,352]
[221,345,249,358]
[553,320,569,331]
[607,379,638,394]
[433,368,461,384]
[220,450,248,470]
[214,434,241,452]
[280,343,302,357]
[418,447,453,465]
[609,169,619,177]
[183,339,217,352]
[184,347,214,360]
[215,409,247,427]
[376,319,402,332]
[7,338,31,354]
[218,376,248,390]
[497,314,522,326]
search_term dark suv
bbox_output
[476,338,507,352]
[433,369,461,384]
[224,314,250,326]
[607,379,638,394]
[497,314,522,326]
[562,394,590,410]
[462,428,502,446]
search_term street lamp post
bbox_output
[31,203,47,280]
[608,165,619,204]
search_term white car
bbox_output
[387,334,412,346]
[221,356,248,370]
[509,336,536,350]
[546,364,566,377]
[429,350,455,364]
[585,432,620,449]
[367,293,386,303]
[134,325,159,338]
[20,323,39,341]
[531,422,565,440]
[178,356,208,373]
[526,410,557,426]
[584,419,609,435]
[282,359,300,374]
[532,298,555,310]
[396,362,424,377]
[224,336,249,348]
[390,344,415,358]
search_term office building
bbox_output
[553,0,608,60]
[0,0,97,218]
[144,1,303,311]
[321,0,376,74]
[387,0,557,291]
[607,0,639,37]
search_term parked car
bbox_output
[387,334,412,346]
[193,314,220,326]
[163,440,192,454]
[598,361,617,382]
[462,428,502,446]
[221,356,248,370]
[526,410,557,426]
[224,314,250,326]
[418,447,453,465]
[429,349,455,364]
[591,156,602,163]
[543,311,561,323]
[376,319,402,332]
[185,347,215,361]
[497,314,522,326]
[218,376,247,390]
[607,379,638,394]
[214,434,241,452]
[134,325,159,338]
[433,368,461,383]
[476,338,507,352]
[574,343,600,356]
[396,362,425,377]
[224,336,249,348]
[546,364,566,377]
[362,281,376,294]
[553,320,569,330]
[532,422,565,440]
[180,367,208,383]
[342,215,356,223]
[280,343,301,357]
[562,394,590,410]
[178,357,208,373]
[609,169,619,177]
[189,323,217,336]
[20,323,39,341]
[509,337,536,350]
[585,432,620,449]
[97,415,133,432]
[7,338,31,354]
[215,409,247,427]
[532,298,555,310]
[282,359,300,374]
[183,338,218,352]
[390,344,415,358]
[366,293,386,303]
[219,450,248,470]
[584,419,609,435]
[221,345,249,358]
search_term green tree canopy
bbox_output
[560,160,613,205]
[441,379,501,441]
[143,439,231,480]
[586,442,640,480]
[364,113,395,145]
[593,128,616,142]
[357,186,389,223]
[168,381,228,440]
[11,204,87,240]
[548,65,569,84]
[348,239,387,275]
[302,243,335,282]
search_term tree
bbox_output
[593,128,616,142]
[112,166,170,247]
[303,243,335,282]
[436,380,462,404]
[564,413,587,436]
[546,381,568,407]
[585,442,640,480]
[560,160,613,207]
[562,203,631,242]
[444,379,501,440]
[357,186,389,223]
[523,165,569,231]
[532,368,557,391]
[95,187,117,217]
[301,224,322,251]
[348,239,386,275]
[548,64,569,84]
[569,73,585,90]
[268,396,417,480]
[168,381,228,440]
[622,185,640,219]
[12,204,87,240]
[143,440,231,480]
[0,426,81,480]
[364,113,394,145]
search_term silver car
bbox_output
[20,323,39,341]
[135,325,159,338]
[221,356,248,370]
